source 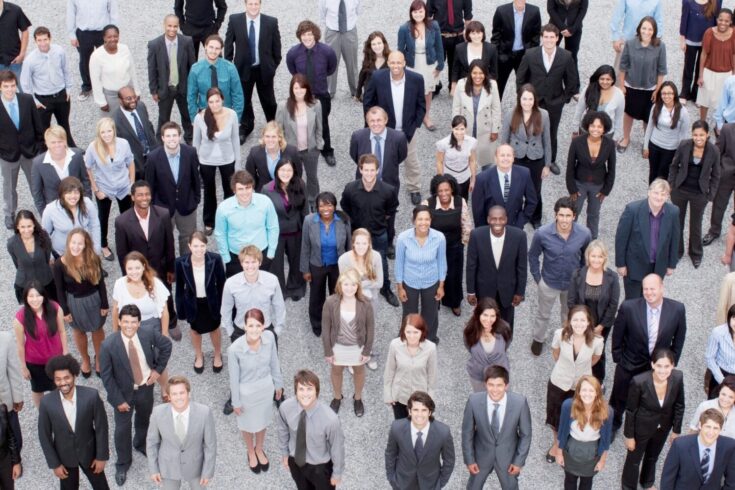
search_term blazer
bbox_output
[466,225,527,307]
[224,13,282,82]
[349,127,408,190]
[661,434,735,490]
[112,102,160,173]
[363,69,426,142]
[300,213,351,271]
[668,139,721,200]
[614,199,680,280]
[471,165,538,228]
[174,251,225,323]
[397,21,445,70]
[611,297,687,372]
[624,369,685,440]
[274,101,324,152]
[244,144,304,192]
[144,144,202,217]
[557,398,613,457]
[31,149,92,214]
[565,134,617,196]
[38,386,109,469]
[385,418,455,490]
[452,78,502,166]
[321,294,374,357]
[547,0,589,35]
[263,184,308,235]
[500,109,552,163]
[567,266,620,332]
[147,34,197,99]
[114,204,176,279]
[452,42,499,83]
[146,401,217,481]
[490,2,542,59]
[718,123,735,174]
[0,92,43,162]
[516,46,580,105]
[0,405,20,465]
[0,332,23,408]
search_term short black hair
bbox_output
[412,204,432,221]
[554,196,576,214]
[45,354,81,379]
[118,304,142,321]
[407,391,436,421]
[483,365,509,384]
[130,180,151,196]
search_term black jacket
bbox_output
[147,34,196,99]
[349,127,407,191]
[224,13,282,82]
[668,139,721,200]
[452,42,499,83]
[31,148,92,214]
[567,266,620,332]
[0,405,20,465]
[174,251,225,323]
[112,102,160,175]
[624,369,685,439]
[547,0,589,35]
[263,184,308,235]
[0,93,43,162]
[114,205,176,278]
[566,134,616,196]
[490,2,541,59]
[144,144,201,217]
[244,144,303,192]
[340,180,399,235]
[516,46,580,105]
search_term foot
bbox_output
[367,359,378,370]
[410,192,422,205]
[324,154,337,167]
[4,216,13,230]
[194,357,204,374]
[354,396,365,417]
[102,248,115,261]
[255,449,269,472]
[616,141,629,153]
[81,359,92,378]
[168,326,182,342]
[134,445,146,457]
[381,288,400,307]
[703,232,719,246]
[223,399,234,415]
[531,340,543,356]
[548,162,561,175]
[312,328,322,337]
[213,357,223,373]
[531,221,542,230]
[386,244,396,260]
[204,226,214,236]
[115,468,127,486]
[248,452,261,474]
[424,121,437,131]
[692,257,702,269]
[330,396,342,413]
[78,90,91,101]
[291,294,303,302]
[451,307,462,317]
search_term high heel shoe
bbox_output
[255,450,269,472]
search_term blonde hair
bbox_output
[44,125,68,146]
[238,244,263,264]
[258,121,287,151]
[350,228,377,281]
[93,117,117,164]
[335,268,365,301]
[649,178,671,195]
[584,239,609,269]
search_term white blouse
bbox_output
[112,276,169,321]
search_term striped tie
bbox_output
[701,447,710,482]
[503,174,510,202]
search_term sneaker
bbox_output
[77,90,91,101]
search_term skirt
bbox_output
[140,317,162,333]
[409,55,437,94]
[67,292,105,333]
[27,361,54,393]
[546,380,575,430]
[562,438,600,477]
[190,298,220,335]
[332,343,364,366]
[236,376,275,432]
[624,86,654,121]
[697,68,731,108]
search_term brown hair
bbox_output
[408,0,430,38]
[464,20,486,42]
[399,313,428,342]
[349,228,377,281]
[160,121,182,136]
[510,84,542,136]
[230,170,255,191]
[203,87,224,140]
[123,251,157,298]
[541,23,560,37]
[188,230,208,245]
[166,375,191,394]
[238,244,263,264]
[57,177,89,222]
[636,16,660,47]
[560,305,596,345]
[358,153,379,170]
[294,369,320,396]
[296,20,321,42]
[61,229,102,285]
[33,26,51,39]
[244,308,265,326]
[361,31,390,71]
[571,376,609,431]
[407,391,435,421]
[700,408,725,428]
[463,297,512,348]
[0,70,18,84]
[286,73,316,119]
[204,34,223,48]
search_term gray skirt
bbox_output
[562,438,599,477]
[67,293,105,333]
[140,317,162,333]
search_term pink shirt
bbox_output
[15,302,62,365]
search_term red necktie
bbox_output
[447,0,455,27]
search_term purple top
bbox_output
[649,208,664,263]
[15,301,62,365]
[285,42,338,97]
[680,0,721,43]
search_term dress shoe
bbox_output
[324,154,337,167]
[703,232,719,246]
[432,81,443,99]
[204,226,214,236]
[451,307,462,317]
[213,360,223,373]
[193,359,204,374]
[248,454,261,474]
[692,257,702,269]
[531,221,542,230]
[4,216,13,230]
[291,294,303,302]
[330,396,342,413]
[410,192,422,205]
[102,250,115,261]
[115,468,127,486]
[353,396,365,417]
[81,369,92,379]
[381,288,400,307]
[386,244,395,260]
[531,340,543,356]
[548,162,561,175]
[223,399,234,415]
[168,326,182,341]
[312,327,322,337]
[256,450,270,472]
[134,445,146,457]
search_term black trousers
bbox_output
[539,99,564,164]
[440,34,463,85]
[225,251,272,278]
[371,231,391,292]
[564,472,593,490]
[75,30,104,92]
[621,425,670,490]
[272,233,306,297]
[610,364,650,429]
[557,30,583,66]
[495,291,516,331]
[114,384,154,471]
[681,44,702,101]
[96,195,132,248]
[392,402,409,419]
[708,163,735,236]
[516,156,545,224]
[36,90,76,148]
[497,50,525,100]
[671,188,708,260]
[181,23,217,58]
[156,89,192,143]
[0,451,14,490]
[240,65,277,137]
[308,264,339,334]
[287,457,335,490]
[403,282,440,343]
[60,463,110,490]
[648,142,677,184]
[442,243,463,308]
[199,163,234,228]
[315,94,333,157]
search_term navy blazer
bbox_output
[174,251,225,323]
[363,69,426,142]
[224,13,282,81]
[471,165,538,228]
[0,92,43,162]
[31,148,92,214]
[144,144,201,217]
[661,434,735,490]
[397,21,445,70]
[349,127,407,190]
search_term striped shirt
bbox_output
[706,324,735,384]
[394,228,447,289]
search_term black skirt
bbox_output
[190,298,221,334]
[27,362,54,393]
[546,380,575,430]
[624,87,655,121]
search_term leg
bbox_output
[493,460,519,490]
[287,457,317,490]
[191,330,203,367]
[271,237,288,291]
[402,283,420,318]
[71,329,91,372]
[656,147,678,181]
[174,91,193,143]
[392,402,409,419]
[284,233,306,296]
[647,142,662,185]
[371,232,391,292]
[353,364,366,399]
[403,135,421,194]
[542,100,564,164]
[91,329,105,373]
[681,44,702,100]
[78,461,110,490]
[623,276,643,300]
[325,29,342,98]
[241,430,257,467]
[308,265,329,334]
[210,328,223,366]
[442,244,463,308]
[563,471,578,490]
[621,435,650,489]
[559,288,569,329]
[688,193,708,260]
[95,196,113,249]
[113,405,134,470]
[621,113,634,147]
[577,475,594,490]
[219,163,235,200]
[76,30,99,92]
[301,149,320,207]
[156,92,176,138]
[226,252,243,277]
[51,93,76,147]
[424,93,433,127]
[496,56,513,100]
[466,464,494,490]
[59,465,80,490]
[609,365,634,429]
[199,164,217,228]
[0,158,21,223]
[564,30,583,67]
[533,279,560,344]
[240,75,257,138]
[583,182,604,239]
[326,265,340,294]
[254,69,278,122]
[173,210,197,257]
[316,95,333,157]
[669,189,688,258]
[132,385,154,452]
[160,479,183,490]
[330,364,344,400]
[639,427,670,488]
[708,165,735,237]
[419,283,440,343]
[342,28,359,96]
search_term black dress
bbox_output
[428,195,464,309]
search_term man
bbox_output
[20,27,75,147]
[66,0,117,100]
[704,121,735,247]
[0,70,42,230]
[714,76,735,134]
[529,196,591,355]
[340,154,400,307]
[0,330,23,458]
[174,0,227,57]
[277,369,345,490]
[319,0,360,98]
[0,0,31,82]
[214,170,279,276]
[470,144,537,229]
[146,376,216,489]
[615,178,680,299]
[99,304,172,486]
[147,15,196,143]
[38,354,110,490]
[610,273,686,433]
[113,86,159,180]
[490,0,541,99]
[461,365,532,490]
[427,0,473,94]
[144,121,201,255]
[363,51,426,205]
[610,0,663,68]
[224,0,282,139]
[516,24,579,175]
[466,206,527,329]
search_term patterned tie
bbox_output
[414,431,425,460]
[175,413,186,443]
[209,64,218,88]
[127,340,144,386]
[503,174,510,202]
[338,0,348,33]
[169,43,179,86]
[295,410,307,467]
[648,307,659,354]
[8,101,19,130]
[374,135,383,179]
[701,447,711,482]
[249,20,257,65]
[131,112,150,155]
[490,403,500,436]
[447,0,455,27]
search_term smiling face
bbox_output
[245,0,261,18]
[411,6,426,22]
[62,188,81,208]
[555,206,575,233]
[692,127,708,149]
[263,128,280,150]
[168,382,190,411]
[317,200,335,221]
[541,30,558,50]
[717,11,733,32]
[360,162,378,186]
[244,316,265,342]
[587,118,605,138]
[485,376,508,402]
[578,380,597,405]
[387,51,406,78]
[26,288,44,311]
[452,122,466,141]
[300,31,316,49]
[188,236,207,260]
[234,183,254,206]
[468,30,483,44]
[99,126,115,145]
[436,182,453,205]
[720,386,735,409]
[162,128,180,153]
[409,401,431,429]
[103,29,119,50]
[487,208,507,236]
[519,90,535,112]
[352,234,369,257]
[296,382,318,409]
[68,232,86,257]
[647,186,669,212]
[651,355,674,382]
[570,311,589,336]
[207,92,224,113]
[205,40,222,61]
[598,73,614,90]
[164,16,179,39]
[370,36,385,56]
[367,111,387,134]
[292,81,307,102]
[642,275,664,306]
[470,66,485,86]
[413,210,431,234]
[276,162,294,187]
[339,277,358,298]
[700,419,723,446]
[132,185,151,211]
[240,254,261,280]
[404,323,422,347]
[16,217,34,239]
[639,21,654,42]
[35,33,51,53]
[125,259,145,282]
[53,369,75,396]
[119,314,140,338]
[587,246,605,271]
[479,308,497,332]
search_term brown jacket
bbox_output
[321,294,374,357]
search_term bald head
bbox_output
[118,86,137,111]
[642,274,664,306]
[495,144,514,172]
[388,51,406,79]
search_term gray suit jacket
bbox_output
[275,100,323,151]
[500,108,552,163]
[31,148,92,214]
[0,332,23,407]
[146,401,217,481]
[385,418,455,489]
[147,34,196,99]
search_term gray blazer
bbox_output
[275,100,323,151]
[31,148,92,214]
[300,213,351,272]
[321,294,374,357]
[500,109,552,164]
[0,332,23,407]
[146,401,217,482]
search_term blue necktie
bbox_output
[374,135,383,179]
[249,20,257,66]
[338,0,348,33]
[131,112,150,155]
[8,101,19,130]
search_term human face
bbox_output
[692,127,708,149]
[639,21,654,42]
[119,314,141,339]
[132,186,152,211]
[436,182,453,205]
[555,206,575,233]
[388,52,406,78]
[651,356,674,382]
[245,0,261,18]
[352,234,369,257]
[240,255,261,278]
[598,74,614,90]
[276,163,294,187]
[300,31,316,49]
[0,80,17,101]
[164,17,179,40]
[370,36,385,56]
[408,401,432,429]
[487,208,507,237]
[119,88,137,111]
[470,66,485,87]
[411,7,426,22]
[188,237,207,260]
[234,183,254,206]
[103,29,119,50]
[642,276,664,306]
[700,419,723,446]
[570,311,589,337]
[413,210,431,234]
[317,200,335,221]
[168,383,190,411]
[162,128,181,153]
[404,323,422,347]
[34,34,51,53]
[495,145,514,172]
[647,186,669,211]
[367,112,387,134]
[205,41,222,61]
[53,369,75,396]
[587,247,605,271]
[16,218,34,239]
[99,126,115,145]
[263,129,280,151]
[587,119,605,139]
[244,316,265,342]
[479,308,497,332]
[63,189,81,208]
[207,93,223,113]
[125,259,145,282]
[361,163,378,186]
[520,91,534,112]
[340,278,358,298]
[578,380,597,405]
[541,31,558,50]
[452,123,466,142]
[660,85,675,107]
[717,12,733,32]
[296,382,318,409]
[68,232,85,257]
[719,386,735,409]
[26,288,44,311]
[47,136,67,159]
[485,377,508,402]
[292,82,307,102]
[468,30,483,44]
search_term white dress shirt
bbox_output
[542,47,557,72]
[124,333,151,387]
[171,405,191,434]
[60,388,77,432]
[490,231,505,268]
[43,149,75,180]
[134,207,150,240]
[319,0,360,31]
[390,74,406,131]
[411,421,430,447]
[487,393,507,432]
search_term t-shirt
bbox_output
[436,135,477,184]
[112,277,170,321]
[15,301,62,364]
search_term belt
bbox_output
[441,32,462,38]
[36,89,66,98]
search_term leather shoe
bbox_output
[330,397,342,413]
[353,396,365,417]
[410,192,422,205]
[324,154,337,167]
[193,359,204,374]
[532,221,542,230]
[703,232,719,246]
[692,257,702,269]
[386,244,395,260]
[531,340,543,356]
[134,445,146,457]
[548,162,561,175]
[223,398,234,415]
[381,288,400,307]
[115,468,127,486]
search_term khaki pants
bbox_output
[533,278,569,343]
[403,133,421,193]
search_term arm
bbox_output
[435,150,445,175]
[465,232,478,296]
[672,376,685,434]
[214,0,227,29]
[528,229,542,282]
[660,441,680,489]
[609,0,625,43]
[229,66,245,121]
[460,398,476,465]
[219,282,234,336]
[213,204,229,262]
[265,201,280,259]
[200,409,217,481]
[30,162,46,214]
[38,401,62,469]
[224,18,235,62]
[614,205,633,270]
[384,425,399,488]
[438,429,456,488]
[611,304,627,363]
[271,281,286,336]
[187,68,199,119]
[671,305,687,363]
[668,145,684,187]
[513,398,533,467]
[382,343,397,403]
[92,390,109,462]
[601,139,616,196]
[515,54,529,91]
[147,41,159,97]
[228,347,242,408]
[327,418,345,481]
[57,307,68,354]
[623,377,642,439]
[566,139,579,194]
[145,409,162,476]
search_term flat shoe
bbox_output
[616,143,628,153]
[451,307,461,317]
[546,450,556,463]
[330,397,342,413]
[81,369,92,378]
[255,450,269,472]
[193,360,204,374]
[424,123,437,131]
[102,251,115,261]
[213,361,223,373]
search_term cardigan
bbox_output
[557,398,613,457]
[321,294,374,357]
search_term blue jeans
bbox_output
[371,231,391,292]
[0,64,22,92]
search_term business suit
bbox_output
[38,386,110,489]
[0,331,22,461]
[384,418,455,490]
[661,434,735,490]
[174,0,227,57]
[349,127,407,191]
[427,0,473,86]
[707,122,735,238]
[471,165,537,229]
[452,78,501,166]
[244,144,303,192]
[490,2,541,98]
[461,391,532,490]
[31,148,92,214]
[146,401,216,489]
[547,0,589,63]
[112,103,160,180]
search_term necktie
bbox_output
[295,410,307,467]
[414,431,425,460]
[210,64,218,88]
[305,49,315,87]
[249,20,257,65]
[131,112,150,155]
[490,403,500,436]
[169,43,179,86]
[175,413,186,443]
[503,174,510,202]
[447,0,455,27]
[338,0,348,33]
[127,340,144,386]
[374,135,383,178]
[701,447,711,482]
[8,101,19,130]
[648,307,659,354]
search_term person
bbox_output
[463,298,512,392]
[428,0,473,94]
[705,120,735,246]
[338,228,382,311]
[668,119,721,268]
[566,111,616,239]
[144,121,201,255]
[245,121,303,193]
[286,20,338,167]
[435,116,477,200]
[498,85,549,228]
[21,27,76,147]
[529,197,591,355]
[99,304,172,486]
[88,25,139,114]
[147,14,196,143]
[385,390,455,489]
[193,87,241,234]
[397,1,444,131]
[690,376,735,436]
[224,0,281,139]
[621,348,685,490]
[610,273,687,433]
[0,399,21,489]
[112,86,159,180]
[146,375,216,488]
[573,65,625,141]
[13,282,68,408]
[643,81,690,184]
[354,31,389,101]
[395,205,447,344]
[319,0,360,98]
[0,70,42,230]
[451,60,500,169]
[0,330,22,432]
[681,0,722,103]
[490,0,541,98]
[53,229,108,378]
[8,210,55,304]
[718,273,735,325]
[450,21,499,94]
[547,0,588,69]
[715,75,735,131]
[41,177,101,257]
[697,8,735,121]
[228,308,283,473]
[276,370,345,489]
[321,268,374,417]
[610,0,664,68]
[722,216,735,269]
[174,0,227,57]
[556,376,613,490]
[0,0,30,80]
[38,354,109,490]
[84,117,134,261]
[706,305,735,397]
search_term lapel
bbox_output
[115,333,135,381]
[137,328,155,368]
[204,253,215,289]
[637,299,648,343]
[176,34,186,68]
[51,390,76,433]
[0,98,19,134]
[690,438,706,482]
[656,299,672,345]
[307,110,316,143]
[180,254,196,291]
[508,166,521,201]
[402,420,418,463]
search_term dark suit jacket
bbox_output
[38,385,109,469]
[611,297,687,372]
[362,69,426,142]
[490,2,541,59]
[114,205,176,278]
[452,42,499,83]
[0,93,43,162]
[174,251,225,323]
[624,369,685,440]
[147,34,196,99]
[516,46,579,105]
[224,13,282,82]
[263,184,308,235]
[567,266,620,332]
[244,144,303,192]
[718,122,735,173]
[349,127,408,190]
[471,165,538,228]
[385,418,455,490]
[31,148,92,214]
[547,0,589,34]
[668,139,721,200]
[112,103,160,174]
[144,144,201,217]
[466,225,527,307]
[661,434,735,490]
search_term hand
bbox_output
[12,402,23,412]
[53,465,69,479]
[723,254,732,266]
[100,309,109,316]
[152,94,160,103]
[330,477,341,486]
[11,53,25,64]
[596,193,606,203]
[434,285,445,301]
[20,366,30,381]
[512,294,523,307]
[561,29,571,38]
[569,192,579,202]
[35,102,46,110]
[669,432,680,444]
[680,39,686,52]
[281,456,289,469]
[613,40,624,53]
[117,402,131,412]
[360,355,370,365]
[698,78,705,87]
[619,85,626,96]
[572,131,579,137]
[557,452,565,467]
[666,267,674,276]
[71,39,80,48]
[469,179,475,194]
[11,463,20,480]
[146,371,161,385]
[541,166,551,179]
[303,273,312,282]
[594,459,606,472]
[467,294,477,306]
[617,266,627,277]
[275,388,283,401]
[642,149,649,159]
[94,190,106,200]
[64,314,73,323]
[167,272,175,284]
[90,460,105,474]
[467,463,480,475]
[151,473,162,484]
[325,356,334,365]
[233,407,242,416]
[490,132,498,142]
[624,437,636,451]
[100,105,110,112]
[200,478,210,486]
[508,464,522,476]
[594,324,604,336]
[397,286,408,303]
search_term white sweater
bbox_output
[89,43,139,106]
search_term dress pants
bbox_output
[272,233,306,297]
[392,402,408,419]
[441,34,463,85]
[497,50,525,100]
[308,263,339,334]
[467,459,519,490]
[181,23,217,58]
[325,28,358,97]
[708,162,735,236]
[621,425,670,489]
[516,156,544,225]
[403,133,421,194]
[156,89,193,143]
[622,263,655,300]
[371,231,391,292]
[495,291,515,331]
[610,364,650,429]
[442,243,463,309]
[533,278,569,343]
[240,65,278,137]
[315,95,334,157]
[75,29,104,92]
[199,162,234,228]
[402,282,439,343]
[647,142,677,184]
[171,210,198,257]
[0,452,14,490]
[299,148,321,206]
[671,187,708,260]
[36,90,76,148]
[564,472,593,490]
[558,30,582,66]
[161,478,204,490]
[96,195,132,249]
[0,155,32,222]
[539,99,564,164]
[573,180,604,239]
[114,384,154,471]
[681,44,702,101]
[60,464,110,490]
[287,457,335,490]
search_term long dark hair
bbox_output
[584,65,616,113]
[286,74,316,119]
[361,31,390,71]
[463,59,492,97]
[408,0,430,38]
[463,297,512,349]
[203,87,224,141]
[636,16,660,46]
[272,158,306,209]
[510,84,542,136]
[14,210,51,252]
[651,81,682,130]
[58,177,89,222]
[449,115,467,150]
[21,281,58,340]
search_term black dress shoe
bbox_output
[324,154,337,167]
[330,397,342,413]
[223,398,234,415]
[703,232,719,246]
[381,288,400,307]
[548,162,561,175]
[193,360,204,374]
[81,369,92,379]
[256,450,270,472]
[134,445,146,457]
[115,468,127,486]
[386,245,395,260]
[531,340,543,356]
[692,257,702,268]
[213,361,223,373]
[410,192,421,205]
[249,457,261,474]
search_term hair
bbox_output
[296,20,321,42]
[123,251,157,298]
[204,34,223,48]
[350,228,377,281]
[464,20,486,42]
[463,297,512,348]
[727,304,735,327]
[483,365,509,384]
[0,70,18,84]
[102,24,119,37]
[316,191,337,208]
[510,84,542,136]
[45,354,81,380]
[581,111,612,134]
[293,369,320,396]
[361,31,390,71]
[365,106,389,123]
[33,26,51,39]
[44,125,68,146]
[407,391,435,421]
[408,0,430,38]
[554,196,576,214]
[693,119,711,134]
[648,178,671,194]
[93,117,117,164]
[718,8,735,22]
[259,121,287,151]
[561,305,596,345]
[163,14,180,24]
[130,180,151,196]
[188,230,208,245]
[429,173,460,198]
[272,158,306,209]
[449,115,468,150]
[14,210,51,253]
[464,59,492,97]
[61,228,102,285]
[584,239,609,269]
[721,375,735,397]
[238,244,263,264]
[286,73,315,119]
[335,268,365,301]
[160,121,182,136]
[244,308,266,326]
[400,313,428,342]
[166,375,191,394]
[651,347,675,365]
[700,408,725,428]
[652,81,682,129]
[412,204,432,222]
[57,177,89,222]
[541,23,560,37]
[636,16,660,46]
[231,169,255,190]
[118,303,142,321]
[704,0,719,18]
[21,281,58,340]
[584,65,617,113]
[203,87,225,140]
[358,153,379,171]
[571,375,609,431]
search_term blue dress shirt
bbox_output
[319,214,339,266]
[610,0,663,41]
[186,58,244,120]
[166,151,180,184]
[214,193,280,263]
[395,228,447,289]
[20,45,72,100]
[529,222,592,290]
[513,8,525,52]
[715,76,735,130]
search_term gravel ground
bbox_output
[5,0,728,488]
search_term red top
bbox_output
[15,301,62,365]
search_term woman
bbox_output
[680,0,722,103]
[566,111,616,239]
[111,252,170,336]
[300,191,351,337]
[395,205,446,344]
[706,304,735,397]
[263,158,308,301]
[384,313,437,419]
[501,84,552,228]
[573,65,625,141]
[668,119,721,268]
[355,31,389,102]
[13,282,68,408]
[175,231,226,374]
[557,376,613,490]
[643,82,691,184]
[547,0,589,68]
[689,375,735,437]
[622,348,685,490]
[0,403,21,489]
[193,87,240,235]
[697,8,735,120]
[463,298,512,392]
[322,269,374,417]
[41,177,101,258]
[397,0,444,130]
[617,16,667,153]
[88,25,139,113]
[451,21,499,92]
[228,308,283,474]
[435,116,478,200]
[8,210,55,304]
[275,74,323,208]
[244,121,303,192]
[53,229,107,378]
[546,306,603,464]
